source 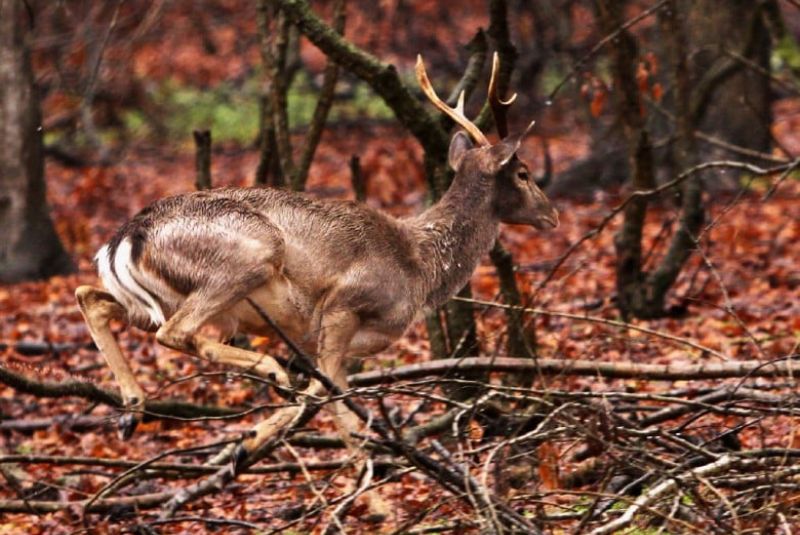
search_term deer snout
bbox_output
[535,205,559,230]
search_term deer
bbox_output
[75,52,558,517]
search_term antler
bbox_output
[416,54,490,146]
[487,51,518,139]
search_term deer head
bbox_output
[416,53,559,230]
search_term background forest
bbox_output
[1,0,800,533]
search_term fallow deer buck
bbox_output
[76,52,558,512]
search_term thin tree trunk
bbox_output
[0,0,73,283]
[192,130,212,190]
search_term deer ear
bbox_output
[491,136,523,169]
[490,120,536,170]
[448,131,473,170]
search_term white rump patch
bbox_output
[96,239,166,326]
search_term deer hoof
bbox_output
[231,443,250,475]
[364,492,390,523]
[118,413,140,441]
[364,512,387,524]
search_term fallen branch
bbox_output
[0,492,172,514]
[0,453,392,474]
[0,340,95,356]
[5,353,797,415]
[0,364,239,419]
[0,415,107,433]
[350,356,800,386]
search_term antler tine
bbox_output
[487,52,518,139]
[416,54,490,146]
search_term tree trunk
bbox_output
[687,0,772,186]
[0,0,73,283]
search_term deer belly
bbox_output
[231,279,314,348]
[348,329,398,357]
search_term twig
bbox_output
[146,516,261,531]
[292,0,346,191]
[533,159,799,296]
[548,0,669,101]
[589,454,736,535]
[80,0,121,160]
[0,454,395,475]
[192,130,212,190]
[458,296,728,360]
[243,299,541,533]
[82,439,237,516]
[325,458,374,535]
[349,155,366,201]
[275,0,449,157]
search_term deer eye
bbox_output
[517,170,529,181]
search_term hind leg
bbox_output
[154,261,290,389]
[76,285,146,439]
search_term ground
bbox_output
[1,105,799,532]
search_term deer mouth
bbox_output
[534,209,559,230]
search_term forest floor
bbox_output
[1,109,800,532]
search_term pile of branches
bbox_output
[1,354,799,533]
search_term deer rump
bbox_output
[95,186,422,355]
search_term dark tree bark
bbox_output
[686,0,772,182]
[0,0,73,283]
[256,0,345,192]
[554,0,773,198]
[192,130,212,191]
[600,0,773,319]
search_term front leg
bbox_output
[231,310,363,463]
[231,309,389,520]
[316,310,390,521]
[316,311,366,452]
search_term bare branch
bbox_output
[273,0,449,157]
[349,355,800,386]
[292,0,347,191]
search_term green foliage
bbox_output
[540,64,569,98]
[154,79,261,145]
[772,34,800,73]
[121,109,147,133]
[133,71,393,146]
[334,81,393,121]
[621,528,674,535]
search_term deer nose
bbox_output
[541,207,559,229]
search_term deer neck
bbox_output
[408,176,498,309]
